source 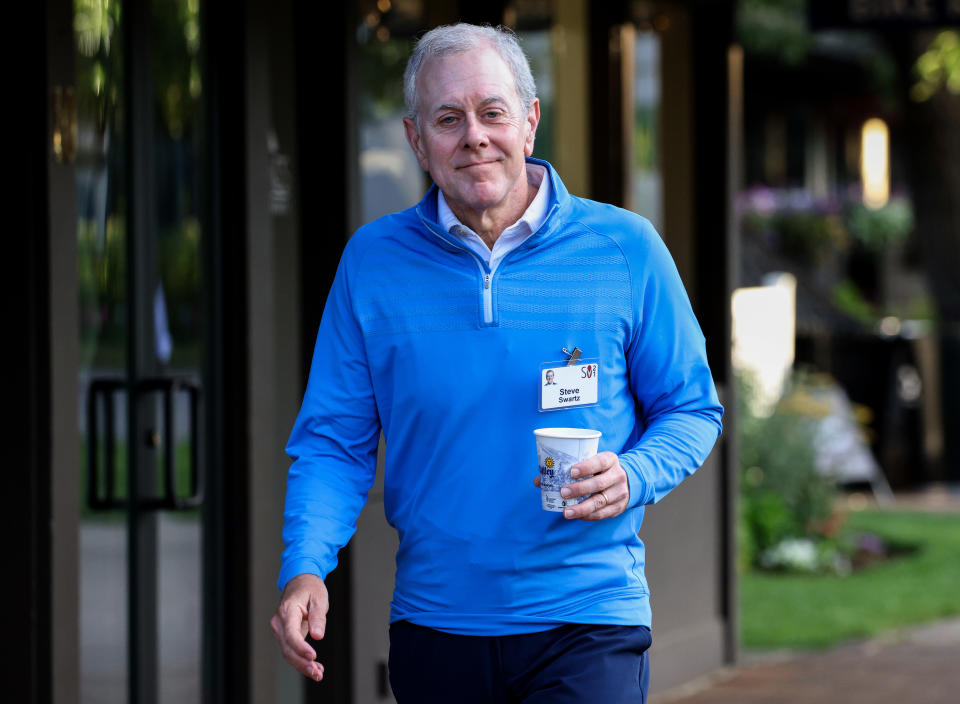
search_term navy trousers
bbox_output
[388,620,652,703]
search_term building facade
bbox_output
[15,1,738,702]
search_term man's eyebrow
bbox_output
[431,96,511,114]
[478,95,511,110]
[433,102,464,114]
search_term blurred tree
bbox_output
[737,0,812,65]
[911,30,960,102]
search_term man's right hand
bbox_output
[270,573,329,682]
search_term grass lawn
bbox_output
[740,508,960,650]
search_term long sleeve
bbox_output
[277,246,382,590]
[617,220,724,508]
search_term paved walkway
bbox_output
[878,482,960,514]
[652,618,960,704]
[654,484,960,704]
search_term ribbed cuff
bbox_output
[277,557,327,592]
[617,452,652,509]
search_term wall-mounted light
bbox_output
[861,118,889,209]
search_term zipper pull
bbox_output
[484,273,491,289]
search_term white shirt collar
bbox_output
[437,163,550,268]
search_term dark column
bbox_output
[691,1,735,380]
[203,0,251,702]
[9,2,52,702]
[293,3,353,703]
[691,0,737,666]
[589,0,630,207]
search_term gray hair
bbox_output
[403,23,537,129]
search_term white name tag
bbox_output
[540,360,599,411]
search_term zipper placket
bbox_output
[419,201,560,327]
[461,251,496,325]
[482,271,493,323]
[476,255,507,325]
[476,202,559,324]
[420,217,497,325]
[460,248,495,325]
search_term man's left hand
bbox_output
[533,451,630,520]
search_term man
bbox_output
[271,23,722,702]
[544,369,556,385]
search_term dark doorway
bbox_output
[48,0,218,701]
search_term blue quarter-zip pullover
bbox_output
[280,159,723,635]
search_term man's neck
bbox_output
[445,180,539,249]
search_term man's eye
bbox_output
[439,116,458,125]
[484,111,502,119]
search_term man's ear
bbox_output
[404,117,430,172]
[523,98,541,157]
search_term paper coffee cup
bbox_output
[534,428,602,512]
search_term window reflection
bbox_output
[152,0,205,370]
[631,31,662,229]
[512,0,555,165]
[356,0,425,223]
[75,4,130,702]
[354,1,559,222]
[75,0,125,370]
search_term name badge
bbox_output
[539,359,600,411]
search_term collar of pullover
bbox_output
[415,157,571,257]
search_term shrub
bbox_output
[738,372,840,570]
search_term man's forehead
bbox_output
[418,48,520,107]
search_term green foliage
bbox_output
[634,106,658,172]
[740,491,794,568]
[831,279,876,326]
[742,509,960,649]
[78,218,203,367]
[157,218,203,355]
[742,211,848,267]
[358,37,413,120]
[913,30,960,102]
[737,0,899,101]
[740,188,922,325]
[739,187,855,267]
[74,0,124,133]
[736,0,813,65]
[78,216,127,365]
[152,0,204,139]
[846,198,914,252]
[739,372,839,569]
[777,211,848,266]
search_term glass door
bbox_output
[74,1,209,702]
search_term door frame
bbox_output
[30,0,252,702]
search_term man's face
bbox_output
[546,370,554,384]
[404,46,540,220]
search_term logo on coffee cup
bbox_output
[545,457,555,468]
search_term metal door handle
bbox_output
[86,377,203,511]
[87,378,124,511]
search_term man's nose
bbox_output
[461,114,488,149]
